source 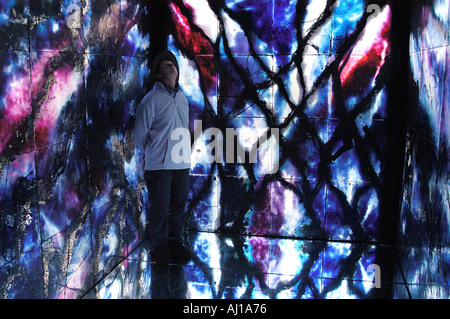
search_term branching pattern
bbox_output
[0,0,394,298]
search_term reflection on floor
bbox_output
[83,231,411,299]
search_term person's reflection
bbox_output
[150,263,188,299]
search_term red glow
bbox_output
[340,8,391,98]
[0,51,81,153]
[170,3,216,91]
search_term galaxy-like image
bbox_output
[396,0,449,299]
[0,0,448,299]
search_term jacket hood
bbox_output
[149,50,180,90]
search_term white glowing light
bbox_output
[52,22,59,33]
[279,186,304,235]
[184,0,218,41]
[269,240,305,286]
[187,283,214,299]
[222,10,245,51]
[360,262,375,293]
[324,280,358,299]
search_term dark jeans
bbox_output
[144,169,190,248]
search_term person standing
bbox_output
[134,50,191,265]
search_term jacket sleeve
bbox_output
[133,99,155,151]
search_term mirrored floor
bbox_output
[83,231,410,299]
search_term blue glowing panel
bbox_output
[0,1,29,51]
[0,244,44,298]
[1,0,149,298]
[187,174,220,232]
[0,50,34,154]
[88,233,388,299]
[0,152,39,262]
[36,139,89,240]
[397,0,449,299]
[0,0,395,299]
[173,1,390,242]
[331,0,365,53]
[29,0,74,52]
[273,0,297,55]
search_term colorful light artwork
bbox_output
[0,0,447,299]
[396,0,449,299]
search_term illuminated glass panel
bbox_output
[0,0,418,299]
[396,0,449,299]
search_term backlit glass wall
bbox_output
[396,0,449,299]
[0,0,397,299]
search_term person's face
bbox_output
[156,60,178,85]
